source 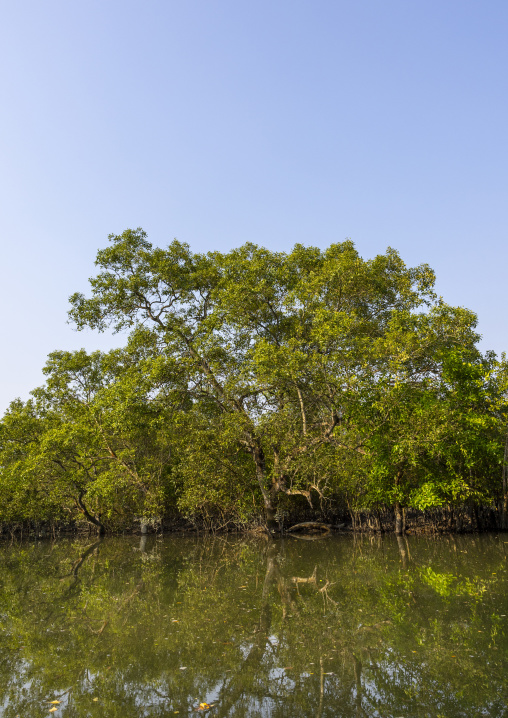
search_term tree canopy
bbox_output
[1,228,507,533]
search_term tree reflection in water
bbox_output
[0,533,507,717]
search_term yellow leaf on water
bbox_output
[49,709,58,713]
[50,701,61,705]
[92,697,99,701]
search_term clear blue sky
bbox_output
[1,1,507,411]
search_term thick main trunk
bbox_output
[76,492,106,535]
[251,441,279,533]
[394,469,405,535]
[394,501,404,535]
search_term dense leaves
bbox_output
[1,229,508,532]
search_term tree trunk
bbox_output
[76,492,106,535]
[252,441,279,533]
[394,501,404,535]
[394,469,404,535]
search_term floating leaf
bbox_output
[49,701,61,705]
[49,709,58,713]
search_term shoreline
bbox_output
[1,511,506,540]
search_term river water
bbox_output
[0,533,507,717]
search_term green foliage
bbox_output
[1,228,507,531]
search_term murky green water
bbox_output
[0,533,507,717]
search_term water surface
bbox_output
[1,533,507,717]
